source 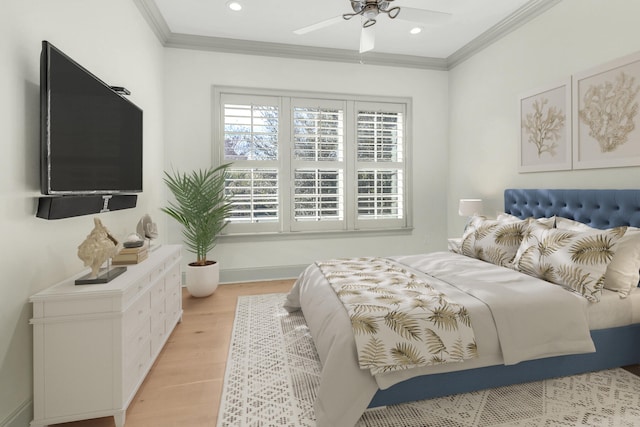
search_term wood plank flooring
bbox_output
[53,279,640,427]
[54,280,295,427]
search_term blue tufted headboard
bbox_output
[504,189,640,229]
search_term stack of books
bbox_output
[112,241,149,265]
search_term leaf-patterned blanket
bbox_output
[316,257,477,375]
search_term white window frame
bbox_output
[213,86,412,236]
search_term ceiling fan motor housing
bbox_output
[345,0,399,29]
[350,0,395,18]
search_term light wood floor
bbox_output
[54,279,295,427]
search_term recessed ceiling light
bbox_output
[227,1,242,12]
[410,27,422,35]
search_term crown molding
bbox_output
[446,0,562,69]
[133,0,171,44]
[165,33,448,70]
[136,0,560,71]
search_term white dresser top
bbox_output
[30,244,182,302]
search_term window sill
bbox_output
[218,227,414,243]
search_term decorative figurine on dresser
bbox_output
[136,213,159,242]
[30,232,183,427]
[76,218,126,284]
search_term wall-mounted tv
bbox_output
[40,40,143,195]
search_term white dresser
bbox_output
[29,244,182,427]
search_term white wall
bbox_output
[163,49,450,280]
[0,1,165,424]
[448,0,640,236]
[6,0,639,423]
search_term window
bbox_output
[215,88,411,235]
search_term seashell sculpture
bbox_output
[77,218,119,278]
[136,214,158,239]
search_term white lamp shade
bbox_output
[458,199,483,217]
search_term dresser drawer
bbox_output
[123,291,150,342]
[123,276,150,308]
[151,298,165,331]
[150,321,166,358]
[150,279,166,307]
[166,291,180,315]
[124,317,151,362]
[148,262,166,285]
[165,264,181,288]
[123,336,151,398]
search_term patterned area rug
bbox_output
[217,293,640,427]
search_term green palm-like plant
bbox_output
[161,163,233,266]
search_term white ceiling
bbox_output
[137,0,560,69]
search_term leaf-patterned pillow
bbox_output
[460,216,529,267]
[556,218,640,296]
[460,215,484,257]
[514,222,626,302]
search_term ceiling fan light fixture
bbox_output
[226,1,242,12]
[363,4,379,20]
[350,0,365,13]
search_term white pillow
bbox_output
[556,217,640,297]
[555,216,597,232]
[514,222,626,302]
[603,228,640,297]
[498,213,555,227]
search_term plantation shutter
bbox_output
[222,94,281,233]
[355,102,406,229]
[291,99,345,231]
[215,88,411,236]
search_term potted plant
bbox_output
[161,163,233,297]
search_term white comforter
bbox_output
[284,252,596,427]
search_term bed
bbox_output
[284,189,640,427]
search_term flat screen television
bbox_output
[40,40,143,195]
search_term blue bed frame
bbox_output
[369,189,640,408]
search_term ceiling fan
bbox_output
[293,0,452,54]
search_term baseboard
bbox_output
[1,399,32,427]
[220,264,308,284]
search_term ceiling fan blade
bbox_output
[293,16,344,35]
[359,25,375,53]
[396,7,452,25]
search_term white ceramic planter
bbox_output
[185,261,219,297]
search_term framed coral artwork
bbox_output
[519,78,572,173]
[573,51,640,169]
